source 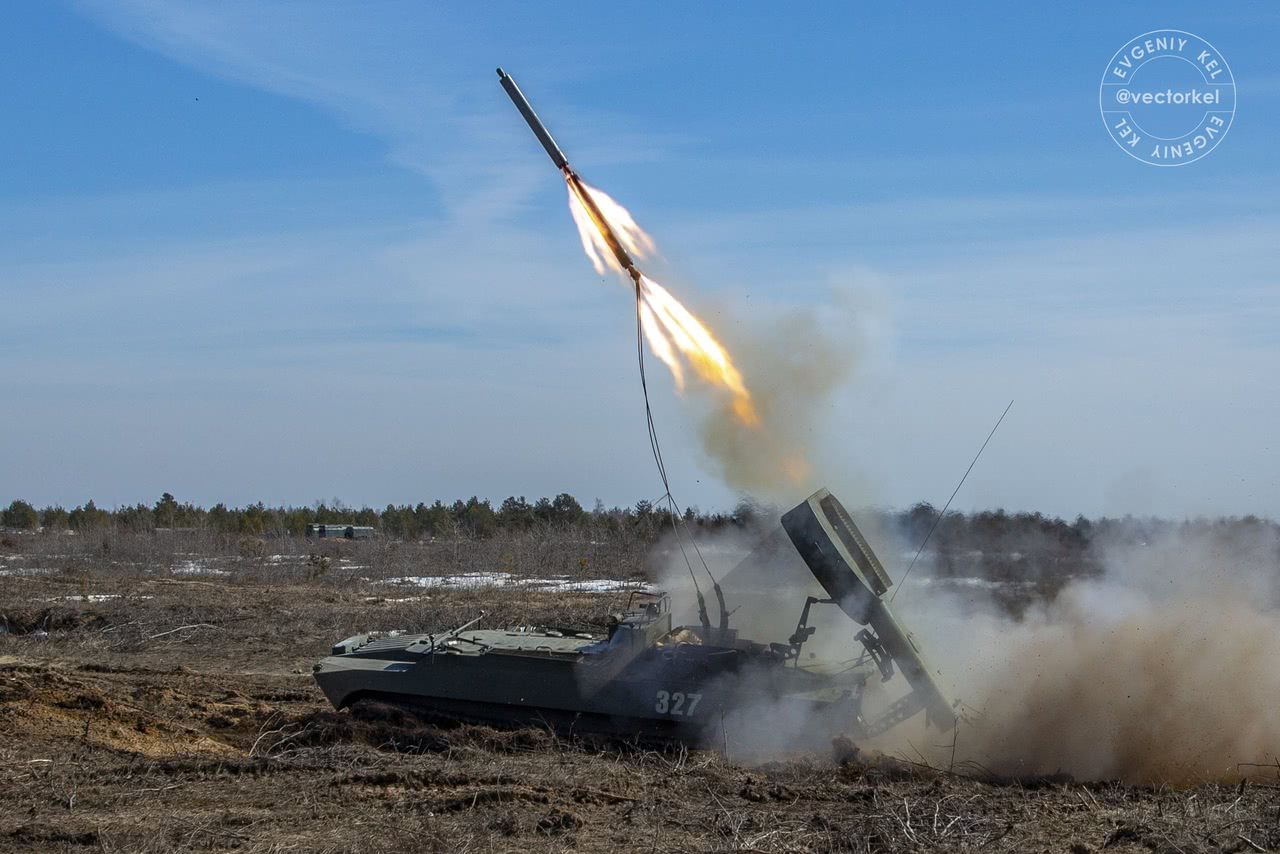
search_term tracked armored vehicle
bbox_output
[314,488,955,744]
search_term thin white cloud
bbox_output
[74,0,681,225]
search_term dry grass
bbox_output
[1,534,1278,853]
[2,527,651,585]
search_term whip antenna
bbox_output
[890,399,1014,602]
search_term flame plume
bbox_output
[566,180,654,276]
[565,178,759,427]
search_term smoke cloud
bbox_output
[649,274,1279,783]
[894,520,1280,783]
[650,521,915,761]
[653,510,1280,782]
[693,283,880,499]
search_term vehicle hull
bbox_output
[314,643,863,745]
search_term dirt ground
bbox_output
[2,547,1279,853]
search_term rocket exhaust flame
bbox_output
[496,68,759,428]
[564,177,653,278]
[499,66,822,484]
[564,178,759,426]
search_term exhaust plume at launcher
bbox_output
[497,68,760,430]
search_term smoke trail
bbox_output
[694,283,881,498]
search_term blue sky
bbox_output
[2,2,1278,518]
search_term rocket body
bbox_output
[496,68,568,171]
[497,67,641,281]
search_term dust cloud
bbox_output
[894,521,1280,783]
[649,522,908,760]
[652,506,1280,782]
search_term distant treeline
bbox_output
[3,495,1276,571]
[0,493,755,539]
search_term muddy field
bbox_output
[2,534,1278,853]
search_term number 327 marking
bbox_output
[655,690,702,716]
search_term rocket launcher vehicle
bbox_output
[315,487,956,744]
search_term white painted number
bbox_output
[654,690,702,716]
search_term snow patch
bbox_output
[0,566,54,577]
[172,560,230,577]
[382,572,647,593]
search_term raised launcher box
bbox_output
[781,488,957,732]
